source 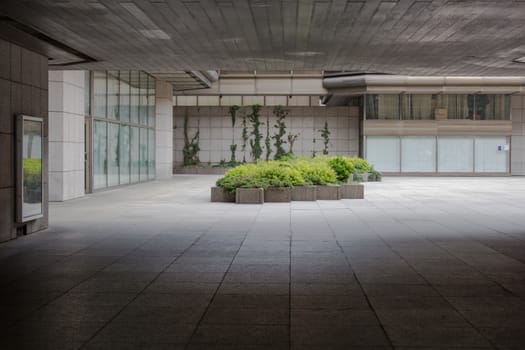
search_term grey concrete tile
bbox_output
[191,324,289,345]
[292,308,379,326]
[291,325,390,346]
[202,307,289,325]
[385,326,493,348]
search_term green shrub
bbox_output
[353,173,364,182]
[328,156,354,182]
[348,157,372,173]
[368,167,382,182]
[291,158,337,185]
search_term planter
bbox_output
[353,172,370,182]
[339,183,364,199]
[211,187,235,202]
[291,186,317,201]
[235,188,264,204]
[174,167,228,175]
[264,187,291,202]
[316,185,340,200]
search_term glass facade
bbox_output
[366,136,509,173]
[90,71,156,190]
[366,94,510,120]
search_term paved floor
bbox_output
[1,175,525,349]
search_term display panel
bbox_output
[16,115,44,222]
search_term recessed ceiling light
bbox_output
[513,56,525,64]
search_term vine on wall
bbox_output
[182,111,200,166]
[287,133,300,156]
[319,120,331,155]
[265,115,272,161]
[272,105,289,160]
[249,104,263,161]
[241,111,248,163]
[229,105,240,164]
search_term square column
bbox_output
[155,80,173,179]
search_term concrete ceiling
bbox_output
[2,1,525,75]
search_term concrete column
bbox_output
[48,71,85,201]
[511,95,525,175]
[0,39,48,242]
[155,80,173,179]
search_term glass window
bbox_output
[130,127,140,183]
[474,137,508,172]
[139,72,149,125]
[130,72,140,124]
[107,123,120,187]
[119,71,130,123]
[475,95,510,120]
[437,137,474,172]
[435,94,474,120]
[107,71,119,119]
[119,125,130,185]
[366,94,399,120]
[148,128,155,179]
[401,137,436,172]
[401,95,433,120]
[93,121,107,189]
[93,71,107,118]
[148,76,156,127]
[366,136,400,172]
[139,128,148,180]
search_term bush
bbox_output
[328,156,354,182]
[292,158,337,185]
[368,167,382,182]
[348,157,372,173]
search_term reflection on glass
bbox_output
[107,71,119,119]
[148,129,155,179]
[119,125,130,185]
[366,95,399,120]
[22,119,43,219]
[139,72,148,125]
[475,95,510,120]
[401,95,433,120]
[107,123,120,186]
[148,77,155,127]
[93,71,107,118]
[474,137,508,172]
[130,71,140,124]
[93,121,107,189]
[119,71,130,122]
[139,127,148,180]
[130,127,140,183]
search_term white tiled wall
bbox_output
[511,95,525,175]
[173,106,359,165]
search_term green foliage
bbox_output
[318,121,331,155]
[272,105,289,160]
[353,173,364,182]
[287,132,300,155]
[265,116,272,161]
[241,111,248,163]
[348,157,372,173]
[182,112,200,166]
[23,158,42,175]
[291,158,337,185]
[368,167,382,181]
[328,156,354,183]
[229,105,240,128]
[249,104,263,161]
[230,144,237,164]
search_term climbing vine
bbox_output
[287,132,300,156]
[228,105,240,165]
[241,111,248,163]
[249,104,263,161]
[319,120,331,155]
[265,115,272,161]
[182,111,200,166]
[272,105,288,160]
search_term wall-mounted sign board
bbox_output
[16,115,44,223]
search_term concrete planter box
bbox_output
[339,183,364,199]
[264,187,291,202]
[211,187,235,202]
[235,188,264,204]
[291,186,317,201]
[316,185,340,200]
[174,167,228,175]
